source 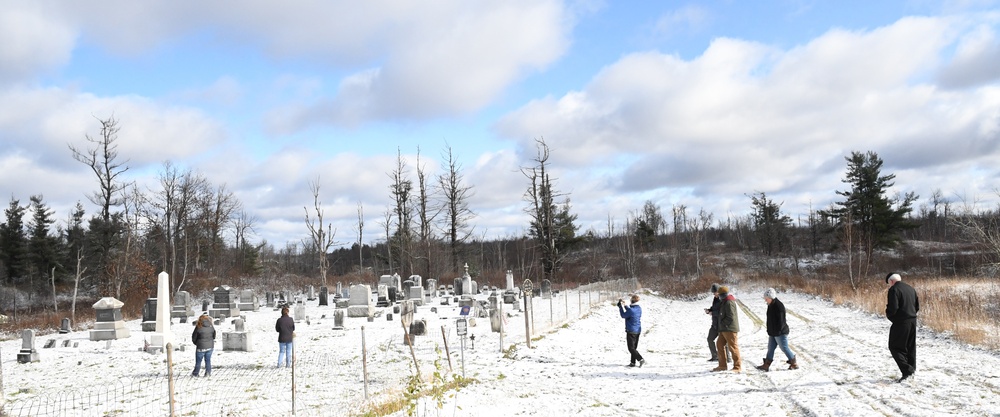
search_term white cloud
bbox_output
[0,2,76,84]
[495,15,1000,222]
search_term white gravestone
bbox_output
[347,284,374,317]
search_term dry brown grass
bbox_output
[655,271,1000,351]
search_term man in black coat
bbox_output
[885,272,919,382]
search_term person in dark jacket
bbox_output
[885,272,919,382]
[618,294,645,367]
[704,283,722,361]
[756,288,797,372]
[712,286,741,372]
[276,306,295,368]
[191,314,215,377]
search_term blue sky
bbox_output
[3,0,1000,248]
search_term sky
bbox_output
[4,285,999,415]
[3,0,1000,248]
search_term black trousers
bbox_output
[707,324,719,358]
[888,318,917,376]
[626,332,643,364]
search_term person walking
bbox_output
[191,314,215,377]
[618,294,645,367]
[756,288,797,372]
[704,284,721,362]
[886,272,919,382]
[712,286,741,372]
[276,306,295,368]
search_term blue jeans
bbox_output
[766,334,795,361]
[278,342,293,368]
[193,348,213,376]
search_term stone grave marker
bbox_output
[407,286,424,306]
[376,284,390,307]
[541,279,552,298]
[61,340,71,348]
[202,299,211,314]
[141,298,157,332]
[59,318,71,334]
[43,339,56,349]
[17,330,40,363]
[223,317,252,352]
[505,270,515,291]
[332,309,345,330]
[335,282,343,298]
[409,318,427,336]
[266,292,275,308]
[425,278,437,298]
[346,284,374,317]
[90,297,130,341]
[238,289,259,312]
[294,303,306,322]
[172,291,194,320]
[209,285,240,318]
[319,286,329,306]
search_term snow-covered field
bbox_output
[3,283,1000,417]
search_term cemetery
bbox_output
[0,269,631,416]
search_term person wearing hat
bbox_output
[756,288,797,372]
[885,272,919,382]
[704,283,722,362]
[617,294,645,367]
[711,286,741,372]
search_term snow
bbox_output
[3,286,1000,417]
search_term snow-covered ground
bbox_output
[3,284,1000,417]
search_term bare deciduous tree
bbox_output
[304,179,337,286]
[438,145,474,271]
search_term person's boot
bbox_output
[756,359,773,372]
[787,357,798,370]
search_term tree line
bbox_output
[2,118,999,325]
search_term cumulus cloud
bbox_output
[495,15,1000,220]
[0,3,76,84]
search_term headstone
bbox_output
[425,279,437,298]
[209,285,240,318]
[541,279,552,299]
[387,286,397,303]
[90,297,130,341]
[346,284,374,317]
[319,286,329,306]
[222,318,252,352]
[408,275,423,292]
[409,319,427,336]
[294,303,306,322]
[461,263,473,296]
[145,271,174,352]
[17,330,40,363]
[505,270,515,291]
[386,313,393,321]
[332,309,345,330]
[399,300,415,329]
[335,282,343,298]
[43,339,56,349]
[266,292,276,308]
[376,284,390,307]
[454,277,463,296]
[59,318,71,334]
[238,289,259,312]
[490,305,504,333]
[141,298,158,332]
[407,286,424,306]
[401,280,414,301]
[202,299,211,313]
[307,285,316,300]
[172,291,194,320]
[61,340,71,348]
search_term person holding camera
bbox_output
[711,286,741,372]
[618,294,645,367]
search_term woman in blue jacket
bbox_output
[618,294,645,367]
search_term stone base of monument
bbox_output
[335,299,350,308]
[17,350,39,363]
[209,307,240,319]
[90,321,130,341]
[237,303,258,312]
[141,321,157,332]
[222,332,252,351]
[144,334,171,354]
[346,305,374,317]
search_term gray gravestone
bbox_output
[346,284,374,317]
[172,291,194,319]
[209,285,239,318]
[238,289,258,312]
[43,339,55,349]
[141,298,157,332]
[59,318,71,334]
[223,317,252,352]
[90,297,130,341]
[319,286,329,306]
[17,329,40,363]
[541,279,552,298]
[333,309,345,330]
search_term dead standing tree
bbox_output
[305,179,337,287]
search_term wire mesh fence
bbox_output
[2,278,640,416]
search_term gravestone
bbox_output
[332,309,345,330]
[425,278,437,298]
[335,282,343,298]
[490,302,504,333]
[335,298,350,308]
[541,279,552,299]
[408,275,423,293]
[346,284,374,317]
[202,299,211,314]
[59,318,71,334]
[454,277,463,296]
[407,286,424,306]
[17,329,40,363]
[90,297,130,341]
[172,291,194,320]
[387,286,397,304]
[238,289,259,312]
[61,340,71,348]
[141,298,157,332]
[43,339,56,348]
[400,300,416,345]
[376,284,390,307]
[307,285,315,300]
[319,286,329,306]
[209,285,240,318]
[266,292,275,308]
[145,272,175,353]
[294,303,306,322]
[461,263,473,296]
[401,280,414,301]
[222,317,252,351]
[505,270,515,291]
[386,313,393,321]
[409,319,427,336]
